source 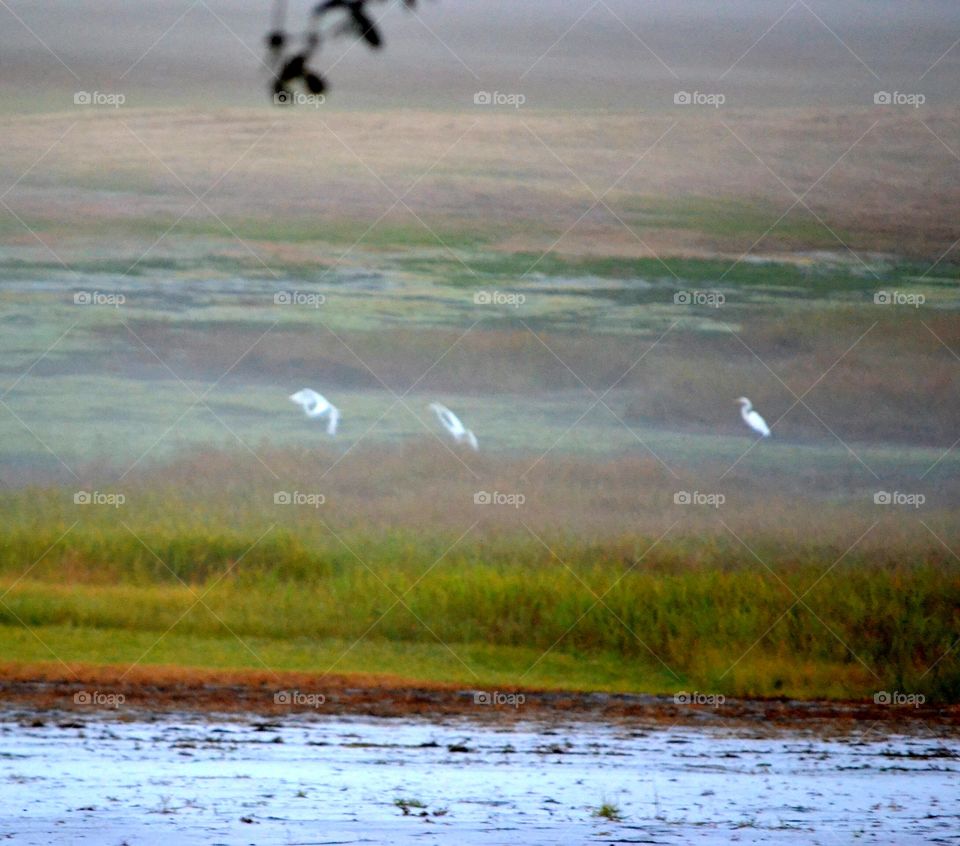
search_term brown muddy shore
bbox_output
[1,663,955,731]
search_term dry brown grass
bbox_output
[48,441,951,556]
[3,107,959,258]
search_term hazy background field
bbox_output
[1,0,958,701]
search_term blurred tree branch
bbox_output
[266,0,421,103]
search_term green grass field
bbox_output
[2,184,958,702]
[1,515,957,700]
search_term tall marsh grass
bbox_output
[2,445,958,700]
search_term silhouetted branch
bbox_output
[267,0,420,103]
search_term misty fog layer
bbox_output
[2,0,959,110]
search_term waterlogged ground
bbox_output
[1,709,957,845]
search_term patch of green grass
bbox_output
[621,196,845,247]
[434,251,922,294]
[0,622,681,694]
[394,798,428,816]
[0,514,957,700]
[593,802,624,822]
[0,257,183,277]
[140,218,491,250]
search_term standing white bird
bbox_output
[429,402,479,451]
[736,397,771,438]
[289,388,340,435]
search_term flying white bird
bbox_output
[429,402,479,451]
[290,388,340,435]
[736,397,771,438]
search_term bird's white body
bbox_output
[736,397,771,438]
[429,402,479,451]
[290,388,340,435]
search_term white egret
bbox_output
[429,402,479,451]
[736,397,771,438]
[290,388,340,435]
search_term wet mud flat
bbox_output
[0,706,957,845]
[3,664,960,728]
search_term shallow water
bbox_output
[0,709,957,845]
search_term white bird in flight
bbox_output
[290,388,340,435]
[429,402,479,451]
[736,397,771,438]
